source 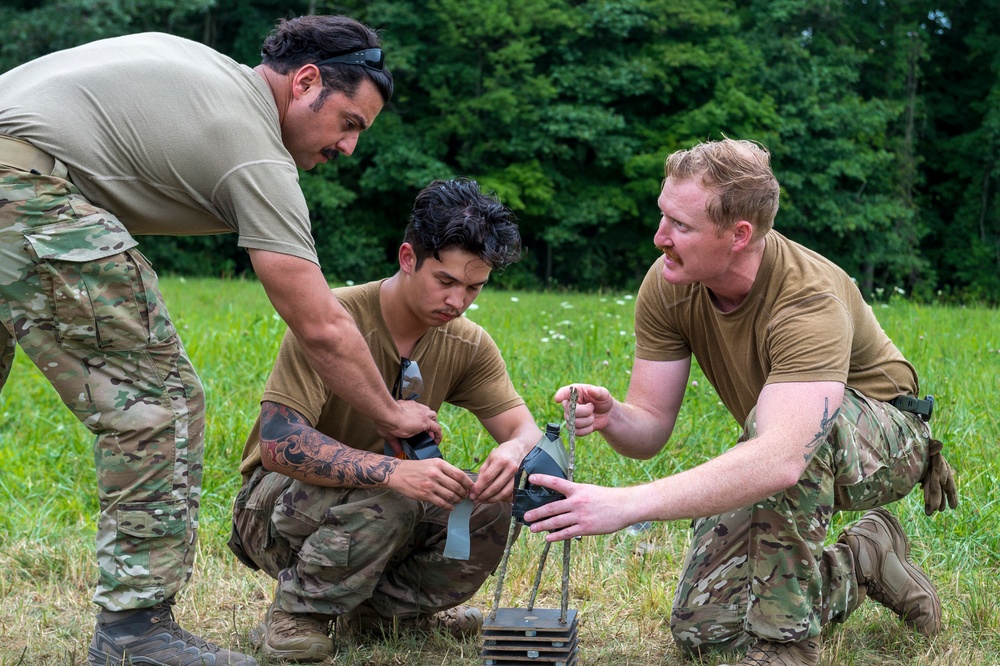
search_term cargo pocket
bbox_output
[299,524,351,575]
[232,470,296,575]
[114,499,188,589]
[22,214,156,351]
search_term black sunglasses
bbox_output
[315,48,384,72]
[392,357,424,401]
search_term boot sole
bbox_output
[861,508,941,636]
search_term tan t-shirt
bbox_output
[0,33,316,263]
[634,230,918,425]
[239,279,525,475]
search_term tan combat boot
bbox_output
[418,604,484,639]
[839,507,942,636]
[721,637,821,666]
[250,601,334,662]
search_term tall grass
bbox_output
[1,278,997,665]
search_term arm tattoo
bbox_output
[803,398,840,462]
[259,401,399,487]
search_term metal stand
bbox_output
[482,388,579,666]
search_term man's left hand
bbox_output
[469,441,523,504]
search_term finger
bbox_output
[473,474,510,504]
[437,469,473,500]
[945,472,958,509]
[526,514,578,541]
[441,462,474,489]
[544,526,579,542]
[553,385,572,403]
[425,492,457,511]
[528,473,572,494]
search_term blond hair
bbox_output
[664,139,779,240]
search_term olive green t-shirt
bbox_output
[0,32,316,263]
[634,230,918,425]
[239,279,524,476]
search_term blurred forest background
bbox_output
[2,0,997,303]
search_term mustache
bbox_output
[322,148,339,162]
[657,246,680,262]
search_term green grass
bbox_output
[1,278,997,665]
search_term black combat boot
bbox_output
[89,599,257,665]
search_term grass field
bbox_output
[1,277,997,665]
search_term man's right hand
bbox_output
[554,384,615,436]
[385,458,472,510]
[377,400,442,451]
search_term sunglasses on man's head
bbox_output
[315,48,384,72]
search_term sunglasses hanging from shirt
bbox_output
[383,357,442,461]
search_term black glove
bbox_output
[920,438,958,516]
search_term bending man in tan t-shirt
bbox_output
[0,15,438,666]
[230,178,543,662]
[522,139,958,666]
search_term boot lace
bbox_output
[149,601,223,653]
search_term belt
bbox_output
[0,134,57,175]
[890,394,934,422]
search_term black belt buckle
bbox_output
[891,394,934,422]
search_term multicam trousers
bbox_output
[231,466,511,618]
[670,388,931,655]
[0,159,203,611]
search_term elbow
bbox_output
[609,439,664,461]
[630,448,659,461]
[774,457,810,492]
[290,313,352,352]
[258,443,280,474]
[630,430,674,461]
[259,453,278,474]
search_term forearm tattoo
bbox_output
[803,398,840,462]
[259,401,398,486]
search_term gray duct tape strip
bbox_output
[443,497,475,560]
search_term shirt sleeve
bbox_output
[764,293,853,385]
[446,328,524,419]
[633,257,692,362]
[215,160,319,265]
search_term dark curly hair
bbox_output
[260,15,393,106]
[405,179,522,271]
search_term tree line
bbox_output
[3,0,997,303]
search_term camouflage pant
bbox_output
[232,466,511,618]
[670,389,931,655]
[0,162,203,611]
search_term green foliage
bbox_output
[1,0,998,301]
